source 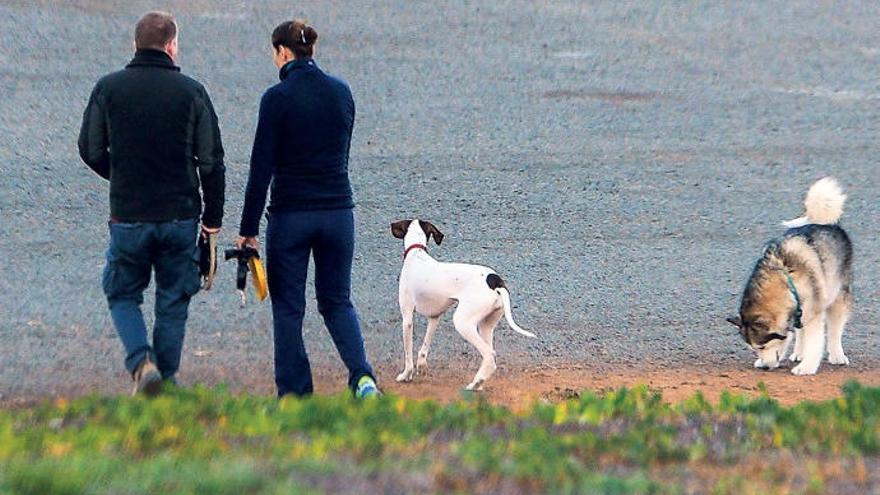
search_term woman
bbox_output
[237,19,379,398]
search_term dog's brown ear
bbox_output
[390,220,412,239]
[725,316,742,328]
[419,220,444,245]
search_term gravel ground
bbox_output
[1,1,878,400]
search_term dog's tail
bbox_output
[499,288,537,338]
[782,177,846,228]
[486,274,537,339]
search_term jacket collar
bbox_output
[126,49,180,71]
[279,58,318,80]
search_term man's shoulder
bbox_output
[103,65,208,93]
[176,72,208,92]
[94,67,127,88]
[161,70,211,101]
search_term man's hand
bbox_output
[236,236,259,251]
[202,225,221,236]
[199,226,221,291]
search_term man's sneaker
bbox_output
[132,356,162,397]
[355,376,381,399]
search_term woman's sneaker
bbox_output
[132,356,162,397]
[355,376,381,399]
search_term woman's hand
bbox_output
[235,236,260,251]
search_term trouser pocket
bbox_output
[101,250,117,298]
[104,223,151,301]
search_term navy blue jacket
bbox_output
[239,58,356,237]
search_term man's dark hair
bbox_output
[135,11,177,51]
[272,18,318,59]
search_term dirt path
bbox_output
[2,359,877,410]
[374,364,880,411]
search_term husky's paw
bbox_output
[789,353,801,363]
[754,358,766,369]
[827,352,850,366]
[396,368,414,383]
[416,356,429,375]
[791,362,819,376]
[465,378,484,391]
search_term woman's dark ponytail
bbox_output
[271,18,318,58]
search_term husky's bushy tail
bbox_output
[783,177,846,228]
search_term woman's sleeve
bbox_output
[239,90,279,237]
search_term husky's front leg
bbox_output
[791,317,825,375]
[779,331,795,362]
[788,328,803,363]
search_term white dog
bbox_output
[391,219,536,391]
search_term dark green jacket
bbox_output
[78,49,225,227]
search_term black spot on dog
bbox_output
[486,273,506,290]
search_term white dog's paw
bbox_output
[789,353,801,363]
[465,378,484,391]
[827,352,850,366]
[791,362,819,376]
[754,358,766,369]
[416,356,429,375]
[396,368,414,383]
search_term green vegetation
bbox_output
[1,382,878,494]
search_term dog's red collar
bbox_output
[403,244,427,260]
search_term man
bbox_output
[78,11,225,396]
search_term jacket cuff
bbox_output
[201,217,222,229]
[238,221,259,237]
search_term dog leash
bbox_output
[403,244,427,260]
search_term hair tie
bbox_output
[300,28,306,44]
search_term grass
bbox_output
[0,382,878,494]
